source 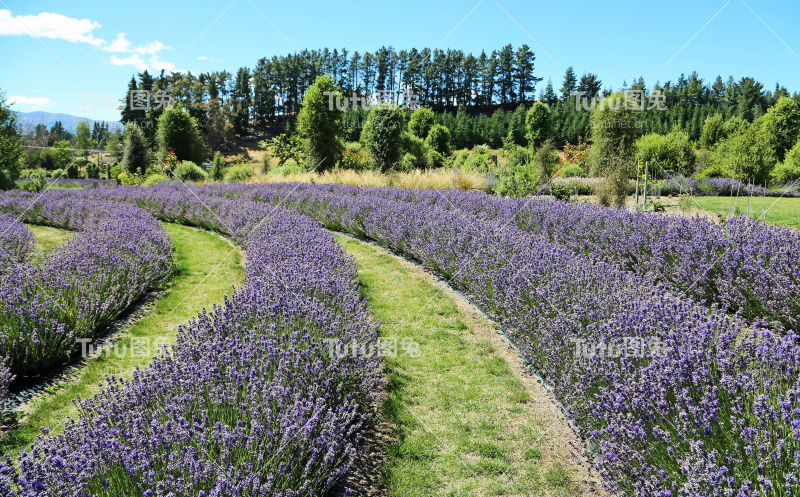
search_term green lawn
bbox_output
[26,225,73,262]
[337,234,589,497]
[1,223,244,456]
[690,195,800,228]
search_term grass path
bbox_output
[26,225,73,262]
[1,223,244,456]
[336,234,604,497]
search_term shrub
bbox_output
[493,166,541,197]
[635,129,696,176]
[462,152,493,172]
[209,151,225,181]
[506,146,532,167]
[117,170,144,186]
[475,144,491,154]
[109,164,122,181]
[261,133,304,166]
[426,149,445,168]
[361,105,404,171]
[122,122,150,176]
[173,161,208,182]
[696,162,730,179]
[560,137,591,176]
[398,153,416,172]
[639,199,666,212]
[700,114,725,149]
[408,107,435,139]
[559,163,585,178]
[533,138,559,179]
[297,75,344,171]
[589,92,641,206]
[400,132,427,164]
[143,173,168,186]
[772,141,800,183]
[156,107,206,164]
[525,102,552,148]
[344,141,362,153]
[223,165,255,183]
[20,169,47,192]
[550,184,572,202]
[85,162,100,179]
[717,127,776,184]
[340,149,373,171]
[425,124,451,156]
[757,96,800,161]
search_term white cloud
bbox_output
[109,53,182,73]
[110,53,149,71]
[197,56,224,62]
[0,9,104,46]
[148,56,178,72]
[134,40,166,55]
[197,56,210,61]
[102,32,131,52]
[102,33,168,55]
[8,95,57,108]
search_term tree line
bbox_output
[118,44,799,153]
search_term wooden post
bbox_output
[635,159,641,205]
[643,161,649,204]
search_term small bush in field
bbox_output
[173,161,208,182]
[223,165,255,183]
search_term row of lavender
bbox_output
[0,215,35,273]
[168,183,797,496]
[0,192,174,385]
[658,177,800,198]
[222,183,800,330]
[0,189,382,495]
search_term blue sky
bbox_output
[2,0,799,122]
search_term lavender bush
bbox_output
[168,182,798,496]
[0,192,174,377]
[0,192,381,496]
[0,214,35,272]
[213,183,800,330]
[17,184,799,494]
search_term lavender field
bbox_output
[0,183,797,496]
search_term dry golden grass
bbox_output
[249,168,488,191]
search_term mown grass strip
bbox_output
[336,234,583,497]
[1,223,244,456]
[26,225,73,261]
[691,195,800,228]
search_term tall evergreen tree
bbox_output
[560,66,578,100]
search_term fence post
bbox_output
[643,161,649,204]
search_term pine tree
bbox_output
[543,79,557,106]
[560,67,577,100]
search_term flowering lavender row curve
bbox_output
[35,184,800,493]
[0,191,174,378]
[0,190,382,496]
[202,183,800,331]
[0,214,35,272]
[158,183,799,496]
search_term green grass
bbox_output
[336,234,580,497]
[25,224,73,261]
[690,195,800,228]
[1,223,244,457]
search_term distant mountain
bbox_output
[16,112,123,132]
